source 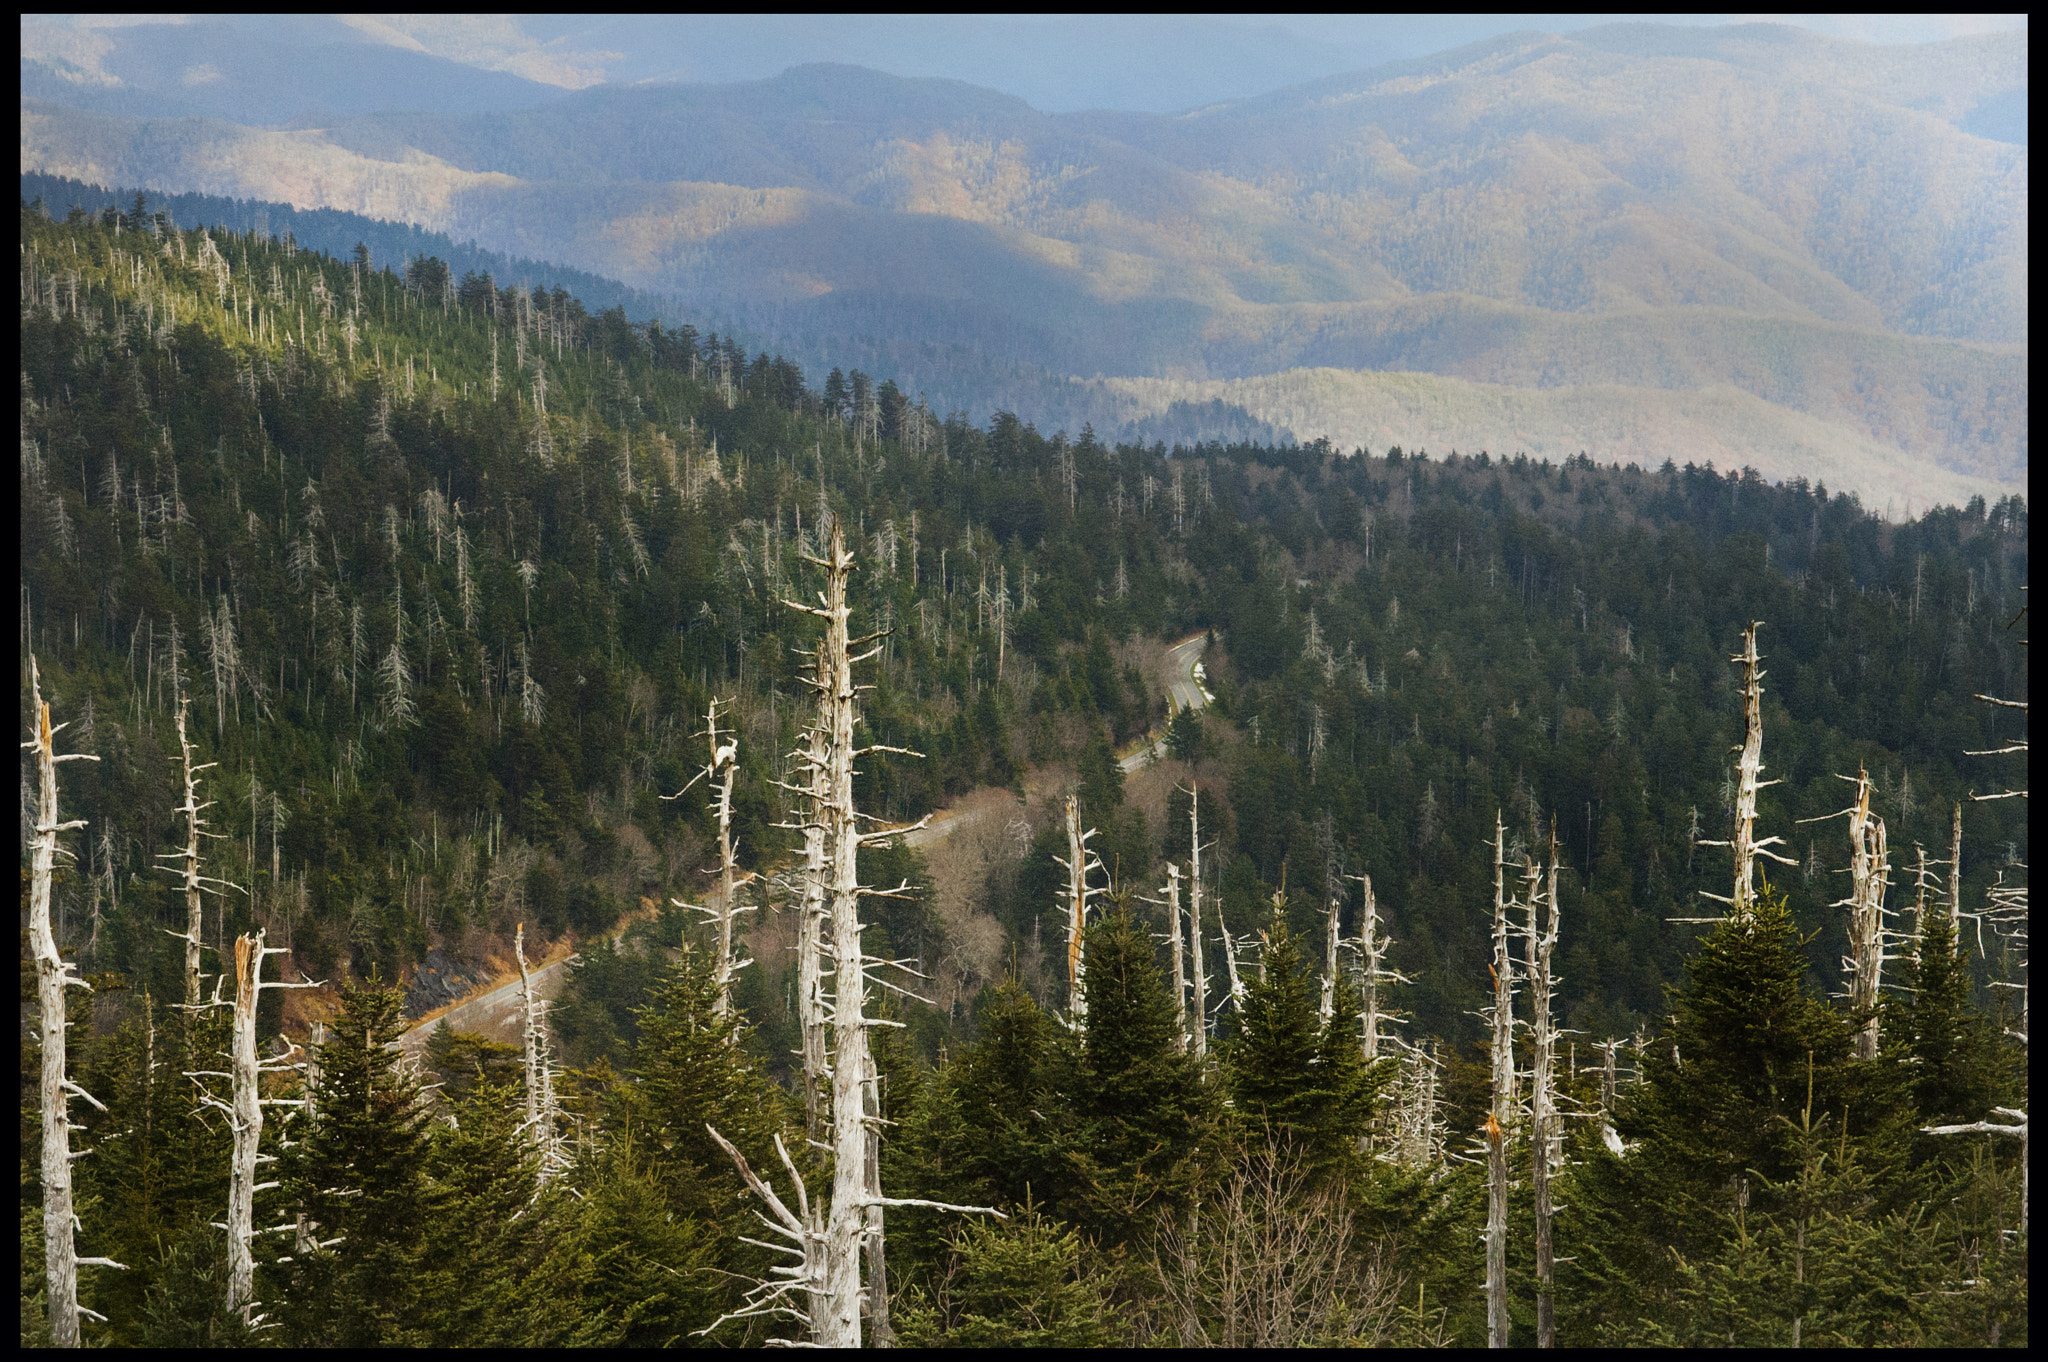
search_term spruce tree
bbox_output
[416,1080,604,1347]
[1563,885,1856,1342]
[1225,909,1377,1183]
[279,974,439,1347]
[1067,901,1214,1246]
[891,983,1072,1278]
[1886,904,2009,1129]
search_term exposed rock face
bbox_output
[403,948,493,1018]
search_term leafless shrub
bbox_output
[1144,1142,1403,1347]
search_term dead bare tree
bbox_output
[190,931,317,1324]
[665,697,752,1019]
[1803,768,1897,1060]
[1484,812,1516,1348]
[1056,793,1106,1029]
[26,656,125,1345]
[1387,1039,1447,1170]
[1924,659,2028,1231]
[1166,865,1188,1052]
[710,522,988,1346]
[1694,623,1796,926]
[161,695,225,1009]
[1529,835,1562,1348]
[514,923,570,1186]
[1185,784,1212,1060]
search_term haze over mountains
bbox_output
[21,16,2028,509]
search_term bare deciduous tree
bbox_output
[1151,1142,1409,1347]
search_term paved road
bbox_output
[395,949,580,1061]
[400,633,1212,1050]
[1122,632,1214,772]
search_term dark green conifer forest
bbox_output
[20,193,2027,1345]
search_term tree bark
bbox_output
[170,697,211,1008]
[227,935,263,1319]
[1532,840,1561,1348]
[820,522,869,1348]
[1166,865,1187,1053]
[1187,790,1208,1060]
[27,656,117,1346]
[1486,813,1514,1349]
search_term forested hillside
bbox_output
[24,26,2029,501]
[20,200,2028,1345]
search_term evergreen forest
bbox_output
[19,196,2029,1346]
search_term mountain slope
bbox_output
[18,25,2027,497]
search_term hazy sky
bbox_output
[33,12,2032,112]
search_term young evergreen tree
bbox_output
[891,983,1071,1277]
[279,974,439,1347]
[1066,900,1214,1246]
[1563,884,1858,1343]
[1225,908,1377,1183]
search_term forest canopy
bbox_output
[19,197,2029,1346]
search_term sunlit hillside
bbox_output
[20,22,2027,501]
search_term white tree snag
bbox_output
[1531,838,1562,1349]
[1949,801,1964,937]
[700,1126,827,1337]
[1056,794,1104,1029]
[1320,881,1341,1026]
[26,655,120,1347]
[224,929,316,1322]
[1485,1112,1509,1349]
[1348,872,1409,1062]
[514,923,569,1185]
[795,677,833,1143]
[1844,768,1891,1060]
[1165,865,1188,1053]
[1695,624,1795,926]
[815,523,871,1348]
[703,700,744,1015]
[167,696,218,1007]
[1391,1038,1445,1169]
[1186,787,1209,1059]
[227,936,263,1318]
[664,698,753,1023]
[1485,812,1515,1350]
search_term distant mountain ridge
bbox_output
[19,23,2027,503]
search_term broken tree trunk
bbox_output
[1058,794,1103,1029]
[26,655,121,1346]
[1695,624,1796,926]
[1844,769,1890,1060]
[222,929,315,1322]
